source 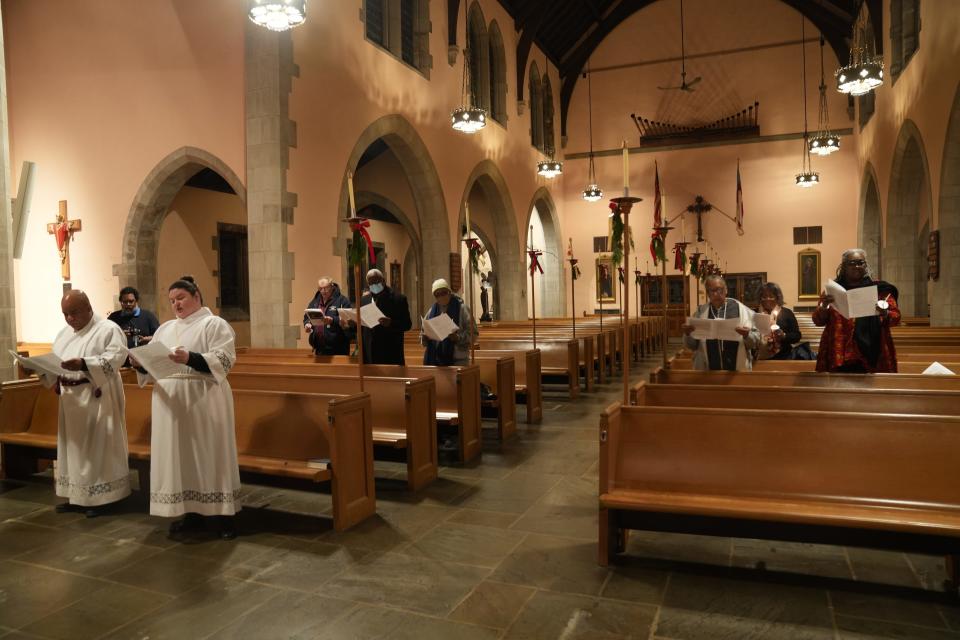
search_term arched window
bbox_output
[363,0,432,75]
[488,21,507,125]
[467,3,490,113]
[542,73,555,155]
[889,0,920,81]
[529,63,543,150]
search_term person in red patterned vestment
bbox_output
[813,249,900,373]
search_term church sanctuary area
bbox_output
[2,0,960,638]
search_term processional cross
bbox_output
[686,195,713,242]
[46,200,82,281]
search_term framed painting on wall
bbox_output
[596,255,616,304]
[797,248,821,300]
[389,261,402,292]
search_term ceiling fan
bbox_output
[657,0,702,92]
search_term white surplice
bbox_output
[137,307,240,517]
[39,316,131,507]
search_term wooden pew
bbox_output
[477,338,583,397]
[650,367,960,390]
[0,380,377,532]
[630,380,960,415]
[227,372,437,490]
[598,401,960,590]
[666,354,960,374]
[232,359,483,463]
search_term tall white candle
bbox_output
[621,140,629,194]
[347,171,357,216]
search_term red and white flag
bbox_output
[736,160,745,236]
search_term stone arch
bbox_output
[459,159,524,320]
[858,163,883,275]
[336,114,450,315]
[524,187,565,318]
[112,146,245,314]
[355,190,423,321]
[934,81,960,325]
[884,119,933,317]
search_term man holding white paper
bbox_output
[36,290,131,518]
[682,275,760,371]
[420,278,476,366]
[813,249,900,373]
[351,268,411,365]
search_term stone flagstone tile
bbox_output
[313,604,500,639]
[830,590,949,628]
[99,578,281,640]
[205,592,356,639]
[489,532,611,596]
[624,530,733,568]
[846,548,919,589]
[0,481,61,506]
[319,503,454,552]
[401,522,525,568]
[0,521,79,560]
[165,531,285,566]
[448,581,536,629]
[104,547,228,596]
[834,614,960,639]
[20,582,172,640]
[446,508,520,530]
[908,553,952,592]
[449,472,561,514]
[503,590,656,639]
[731,539,853,581]
[223,538,371,591]
[601,556,671,605]
[510,475,598,541]
[0,561,110,629]
[14,531,163,578]
[656,572,834,640]
[317,551,490,616]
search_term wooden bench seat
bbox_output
[599,402,960,591]
[650,367,960,389]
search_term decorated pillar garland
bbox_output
[345,215,373,391]
[672,242,689,272]
[611,195,641,404]
[655,224,673,369]
[527,230,543,347]
[567,238,579,340]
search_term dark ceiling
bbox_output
[448,0,880,138]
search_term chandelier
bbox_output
[836,8,883,96]
[796,18,819,187]
[582,60,602,201]
[248,0,306,32]
[451,1,486,134]
[809,36,840,156]
[536,62,562,178]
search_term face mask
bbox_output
[369,283,384,295]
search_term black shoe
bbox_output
[54,503,74,514]
[217,516,237,540]
[168,512,204,536]
[84,507,101,519]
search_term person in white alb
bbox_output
[36,290,131,518]
[132,275,241,539]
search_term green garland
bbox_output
[348,229,366,267]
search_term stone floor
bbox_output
[1,352,959,639]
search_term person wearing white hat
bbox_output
[421,278,477,366]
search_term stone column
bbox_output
[245,24,298,347]
[0,5,17,382]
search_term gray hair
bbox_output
[366,268,384,280]
[704,274,726,290]
[317,276,333,287]
[836,248,874,279]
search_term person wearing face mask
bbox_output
[351,268,412,365]
[131,275,241,539]
[681,274,761,371]
[421,278,477,366]
[33,290,131,518]
[107,286,160,348]
[813,249,900,373]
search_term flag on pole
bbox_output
[735,160,745,236]
[653,161,663,228]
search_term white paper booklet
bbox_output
[423,313,459,342]
[922,361,956,376]
[129,340,183,380]
[337,308,357,324]
[359,302,386,329]
[753,313,773,337]
[686,317,743,341]
[825,281,879,319]
[304,308,326,323]
[9,350,73,377]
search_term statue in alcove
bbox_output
[480,271,493,322]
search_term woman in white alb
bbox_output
[134,276,240,538]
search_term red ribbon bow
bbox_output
[618,267,625,283]
[349,219,376,266]
[528,250,544,275]
[464,238,483,253]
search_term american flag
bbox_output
[653,161,662,228]
[736,160,745,235]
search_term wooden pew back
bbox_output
[651,367,960,390]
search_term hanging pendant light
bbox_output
[810,36,840,156]
[836,8,883,95]
[796,18,819,187]
[248,0,306,32]
[451,2,486,134]
[537,58,562,178]
[582,61,603,201]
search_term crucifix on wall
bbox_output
[46,200,82,281]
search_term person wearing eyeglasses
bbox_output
[421,278,477,366]
[813,249,900,373]
[681,274,761,371]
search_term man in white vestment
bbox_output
[133,276,241,539]
[37,290,131,518]
[682,275,761,371]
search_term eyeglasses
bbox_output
[843,259,867,267]
[706,288,725,294]
[433,290,450,298]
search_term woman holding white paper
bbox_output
[134,276,240,539]
[421,278,476,366]
[813,249,900,373]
